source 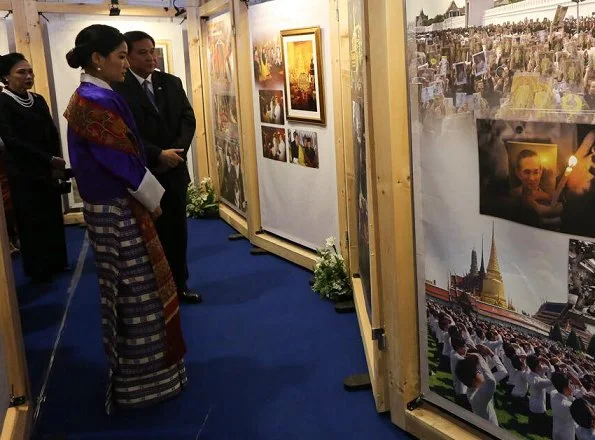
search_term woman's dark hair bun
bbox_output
[66,49,81,69]
[66,25,125,70]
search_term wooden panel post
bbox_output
[186,0,210,180]
[366,0,419,427]
[0,179,31,439]
[11,0,50,102]
[329,0,350,262]
[232,0,261,239]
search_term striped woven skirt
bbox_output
[83,198,188,415]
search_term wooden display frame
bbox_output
[198,0,252,236]
[335,0,388,411]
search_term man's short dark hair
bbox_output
[124,31,155,52]
[551,371,569,394]
[455,355,480,388]
[451,336,466,351]
[526,354,540,372]
[511,355,523,371]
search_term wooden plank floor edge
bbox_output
[251,233,316,270]
[405,407,486,440]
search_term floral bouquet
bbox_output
[312,236,353,302]
[186,177,219,218]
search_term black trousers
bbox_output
[9,175,67,279]
[155,178,188,293]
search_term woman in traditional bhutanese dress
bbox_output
[63,24,187,414]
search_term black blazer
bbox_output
[112,70,196,187]
[0,92,61,181]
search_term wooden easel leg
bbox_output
[343,373,371,391]
[250,247,268,255]
[334,299,355,314]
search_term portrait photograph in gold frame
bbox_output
[155,40,173,74]
[280,26,326,125]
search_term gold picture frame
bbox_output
[280,26,326,125]
[155,40,173,74]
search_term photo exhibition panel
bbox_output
[408,0,595,439]
[248,0,340,251]
[206,11,247,216]
[46,15,195,210]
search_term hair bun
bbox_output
[66,48,81,69]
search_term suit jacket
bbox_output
[112,70,196,188]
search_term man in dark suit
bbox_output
[113,31,201,303]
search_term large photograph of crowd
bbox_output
[412,11,595,130]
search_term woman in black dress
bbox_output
[0,53,68,281]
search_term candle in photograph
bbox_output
[551,155,578,205]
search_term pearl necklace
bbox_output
[1,88,34,108]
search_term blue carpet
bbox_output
[14,226,86,402]
[16,219,411,440]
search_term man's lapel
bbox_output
[152,71,167,114]
[126,70,159,116]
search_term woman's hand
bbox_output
[151,206,162,220]
[50,156,66,170]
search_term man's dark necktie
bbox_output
[143,80,158,111]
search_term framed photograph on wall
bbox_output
[280,26,325,125]
[155,40,173,74]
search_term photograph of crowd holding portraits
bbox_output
[411,7,595,440]
[411,15,595,131]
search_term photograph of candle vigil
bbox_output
[287,129,319,169]
[261,126,287,162]
[477,119,595,239]
[259,90,285,125]
[410,15,595,131]
[215,136,245,209]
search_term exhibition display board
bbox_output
[368,0,595,439]
[246,0,340,251]
[198,0,252,237]
[203,9,247,218]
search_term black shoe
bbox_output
[178,290,202,304]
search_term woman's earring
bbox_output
[97,67,102,71]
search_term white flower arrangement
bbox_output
[312,236,353,302]
[186,177,219,218]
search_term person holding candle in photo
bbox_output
[510,149,563,226]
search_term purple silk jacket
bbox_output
[65,81,148,204]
